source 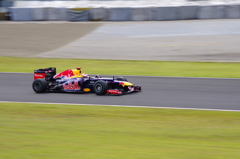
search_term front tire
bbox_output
[93,80,108,95]
[32,79,48,93]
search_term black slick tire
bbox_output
[93,80,108,95]
[32,79,48,93]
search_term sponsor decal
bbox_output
[107,90,122,94]
[34,73,46,80]
[129,86,134,91]
[90,81,95,84]
[34,74,44,77]
[63,81,81,90]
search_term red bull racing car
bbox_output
[32,67,141,95]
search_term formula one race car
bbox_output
[32,67,141,95]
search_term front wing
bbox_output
[106,85,141,95]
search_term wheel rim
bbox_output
[96,84,102,92]
[34,82,41,90]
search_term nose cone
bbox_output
[121,82,133,86]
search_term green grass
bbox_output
[1,56,240,78]
[0,102,240,159]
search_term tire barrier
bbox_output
[0,7,9,20]
[46,7,68,21]
[10,7,33,21]
[1,1,14,8]
[0,12,8,20]
[225,4,240,19]
[68,8,90,21]
[90,8,108,21]
[32,7,46,21]
[156,6,180,21]
[108,8,131,21]
[197,5,225,19]
[5,2,240,21]
[180,5,198,20]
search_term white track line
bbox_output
[0,101,240,112]
[1,72,240,80]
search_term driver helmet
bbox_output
[82,73,88,78]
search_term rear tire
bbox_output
[93,80,108,95]
[116,77,128,81]
[32,79,48,93]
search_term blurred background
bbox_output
[1,0,240,21]
[1,0,240,61]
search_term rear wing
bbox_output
[34,67,56,80]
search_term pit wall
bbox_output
[2,1,240,21]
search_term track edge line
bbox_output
[1,101,240,112]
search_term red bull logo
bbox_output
[63,81,81,90]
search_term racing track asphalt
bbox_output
[1,73,240,111]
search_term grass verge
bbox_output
[1,56,240,78]
[0,102,240,159]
